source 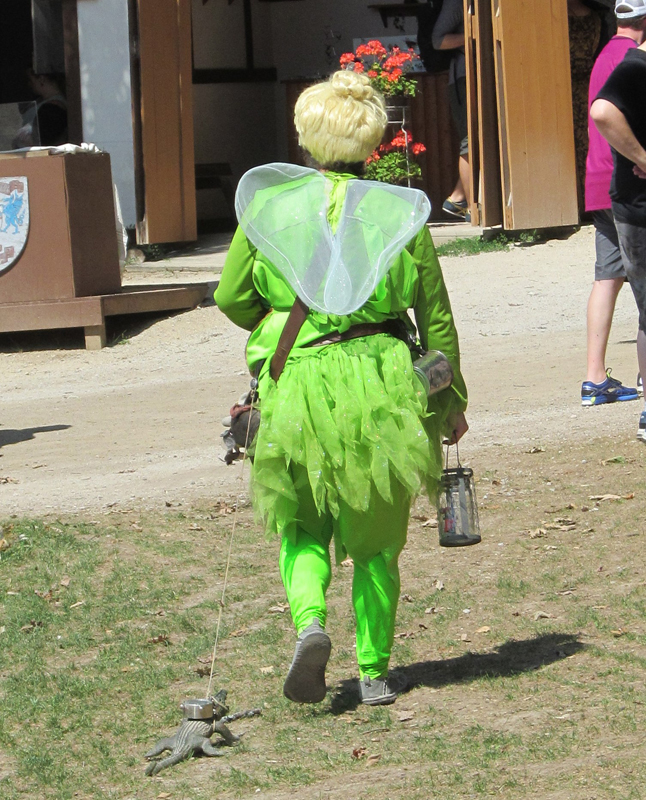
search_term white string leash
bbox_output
[206,386,258,698]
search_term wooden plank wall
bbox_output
[136,0,197,243]
[410,73,460,222]
[492,0,578,230]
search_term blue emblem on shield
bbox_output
[0,177,29,274]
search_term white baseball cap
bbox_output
[616,0,646,19]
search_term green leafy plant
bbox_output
[364,130,426,186]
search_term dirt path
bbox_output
[1,226,643,516]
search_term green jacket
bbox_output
[215,171,467,422]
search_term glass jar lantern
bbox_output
[437,444,481,547]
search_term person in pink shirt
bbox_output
[582,1,646,406]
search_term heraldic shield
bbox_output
[0,177,29,275]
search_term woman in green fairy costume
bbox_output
[215,70,468,706]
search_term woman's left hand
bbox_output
[445,412,469,445]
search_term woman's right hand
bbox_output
[444,412,469,445]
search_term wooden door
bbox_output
[134,0,196,243]
[465,0,502,228]
[491,0,578,230]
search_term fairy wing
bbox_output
[235,162,431,316]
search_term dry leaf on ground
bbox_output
[526,446,545,454]
[534,611,554,620]
[21,620,43,632]
[149,634,170,645]
[268,603,289,614]
[352,747,367,760]
[35,589,57,602]
[476,626,491,634]
[589,493,634,502]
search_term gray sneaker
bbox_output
[283,619,331,704]
[359,674,398,706]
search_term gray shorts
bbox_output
[593,209,625,281]
[615,218,646,332]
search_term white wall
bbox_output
[77,0,137,227]
[192,0,273,70]
[269,0,417,82]
[192,0,418,177]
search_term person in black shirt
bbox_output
[592,23,646,440]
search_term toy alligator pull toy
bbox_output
[144,690,261,776]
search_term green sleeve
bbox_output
[214,226,268,331]
[410,227,468,429]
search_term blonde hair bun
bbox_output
[329,70,375,102]
[294,71,387,167]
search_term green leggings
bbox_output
[278,477,410,679]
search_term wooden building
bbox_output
[5,1,584,242]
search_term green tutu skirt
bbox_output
[252,334,443,542]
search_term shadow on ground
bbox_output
[329,632,584,713]
[0,424,71,448]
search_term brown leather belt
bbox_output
[269,295,408,382]
[306,318,407,348]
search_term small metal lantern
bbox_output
[437,442,481,547]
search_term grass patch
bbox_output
[436,234,512,258]
[435,229,544,258]
[2,434,646,798]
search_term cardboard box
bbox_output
[0,151,121,304]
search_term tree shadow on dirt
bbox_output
[0,424,71,449]
[329,632,584,714]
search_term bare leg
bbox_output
[636,329,646,384]
[586,277,625,383]
[448,176,466,204]
[458,154,471,208]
